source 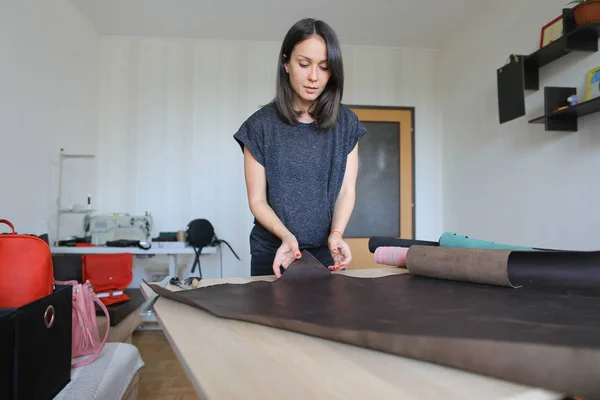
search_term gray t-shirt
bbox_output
[234,102,367,255]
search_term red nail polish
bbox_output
[295,253,301,258]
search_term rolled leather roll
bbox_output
[368,237,438,253]
[374,246,409,267]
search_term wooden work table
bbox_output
[140,267,562,400]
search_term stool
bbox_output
[54,343,144,400]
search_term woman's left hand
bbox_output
[327,231,352,270]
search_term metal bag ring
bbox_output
[44,305,55,328]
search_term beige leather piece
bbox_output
[405,245,516,287]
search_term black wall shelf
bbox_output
[523,11,600,91]
[497,7,600,125]
[529,86,600,132]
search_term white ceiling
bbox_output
[70,0,490,49]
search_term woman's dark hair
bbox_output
[274,18,344,129]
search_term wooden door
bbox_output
[344,106,414,269]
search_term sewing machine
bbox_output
[84,212,153,245]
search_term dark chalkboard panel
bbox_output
[497,56,526,124]
[345,121,400,238]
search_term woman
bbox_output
[233,18,367,277]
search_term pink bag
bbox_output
[56,280,110,368]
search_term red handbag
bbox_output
[82,254,133,306]
[0,219,53,308]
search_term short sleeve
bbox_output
[233,118,265,166]
[347,109,367,154]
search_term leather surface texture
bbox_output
[150,249,600,399]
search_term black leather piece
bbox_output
[508,250,600,295]
[150,251,600,398]
[52,254,83,282]
[368,236,439,252]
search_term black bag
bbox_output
[0,284,72,400]
[186,219,240,277]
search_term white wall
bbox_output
[96,36,442,277]
[437,0,600,250]
[0,0,99,238]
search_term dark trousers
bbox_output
[251,246,334,276]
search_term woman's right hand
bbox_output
[272,234,301,277]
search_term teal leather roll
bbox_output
[439,232,536,251]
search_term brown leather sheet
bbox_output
[150,249,600,398]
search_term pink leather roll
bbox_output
[374,246,409,267]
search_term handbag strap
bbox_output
[72,288,111,368]
[55,280,79,286]
[0,219,15,234]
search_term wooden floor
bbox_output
[132,329,200,400]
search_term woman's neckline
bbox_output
[297,119,316,127]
